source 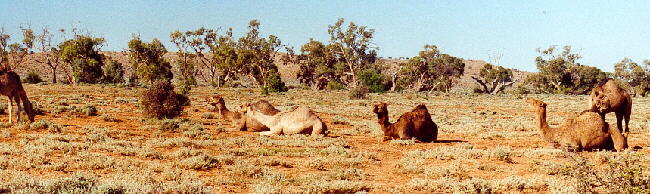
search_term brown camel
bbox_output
[0,72,35,123]
[527,98,627,152]
[242,105,327,136]
[372,103,438,142]
[589,79,632,133]
[208,95,279,131]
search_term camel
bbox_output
[208,95,279,131]
[0,72,35,123]
[242,105,327,136]
[527,98,627,152]
[589,79,632,133]
[372,103,438,142]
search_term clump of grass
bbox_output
[390,139,416,145]
[175,154,220,170]
[329,168,366,181]
[396,156,425,174]
[158,119,180,131]
[29,119,62,132]
[99,114,120,122]
[81,105,98,116]
[424,162,469,180]
[201,112,216,119]
[304,180,370,193]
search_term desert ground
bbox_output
[0,84,648,193]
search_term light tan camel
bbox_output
[527,98,627,151]
[242,105,327,136]
[372,103,438,142]
[0,72,35,123]
[208,95,279,131]
[589,79,632,133]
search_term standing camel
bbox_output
[0,72,35,123]
[589,79,632,133]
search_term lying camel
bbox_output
[208,95,279,131]
[242,105,327,136]
[527,98,627,151]
[372,103,438,142]
[589,79,632,133]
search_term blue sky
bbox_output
[1,0,648,72]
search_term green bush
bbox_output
[262,70,288,94]
[358,68,390,93]
[326,81,345,90]
[102,59,124,84]
[72,58,104,84]
[140,81,189,119]
[23,72,43,84]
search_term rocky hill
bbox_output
[16,52,530,91]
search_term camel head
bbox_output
[373,102,388,115]
[239,103,252,113]
[526,98,546,110]
[208,95,226,109]
[590,93,611,113]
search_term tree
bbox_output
[296,39,338,89]
[0,26,35,71]
[397,45,465,92]
[613,58,650,96]
[472,63,515,94]
[127,36,173,84]
[34,27,62,83]
[524,45,607,94]
[236,20,288,90]
[327,18,377,88]
[55,34,105,84]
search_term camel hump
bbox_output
[250,100,279,115]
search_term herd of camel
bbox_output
[0,71,634,152]
[210,79,633,152]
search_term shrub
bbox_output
[326,81,345,90]
[23,72,43,84]
[82,105,98,116]
[72,58,104,84]
[140,81,189,119]
[349,85,369,99]
[358,68,390,93]
[262,70,288,94]
[102,59,124,84]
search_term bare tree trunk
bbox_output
[471,76,489,93]
[491,81,515,95]
[50,67,57,84]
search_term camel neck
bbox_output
[217,105,231,116]
[536,107,552,137]
[250,110,275,126]
[376,113,391,131]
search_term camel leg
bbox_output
[311,121,326,136]
[615,112,624,133]
[14,96,21,123]
[234,118,246,131]
[609,125,628,151]
[624,112,631,134]
[7,97,11,123]
[260,127,282,136]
